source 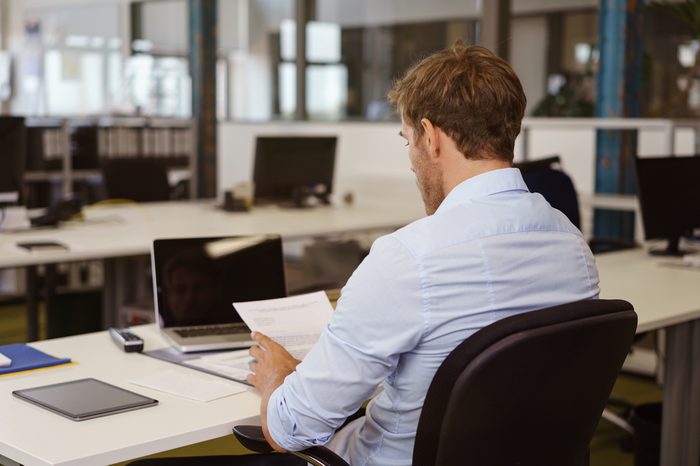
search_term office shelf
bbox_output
[24,170,102,182]
[22,117,196,207]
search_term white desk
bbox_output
[597,248,700,466]
[0,200,425,268]
[0,325,260,466]
[4,236,699,465]
[0,200,425,339]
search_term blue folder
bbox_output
[0,344,71,375]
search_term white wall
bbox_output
[139,0,248,53]
[141,1,187,53]
[219,119,698,207]
[218,120,422,205]
[513,0,597,14]
[316,0,480,27]
[510,15,547,116]
[218,119,697,244]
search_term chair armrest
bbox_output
[233,425,275,453]
[232,425,349,466]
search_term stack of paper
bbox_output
[187,350,253,381]
[131,369,248,402]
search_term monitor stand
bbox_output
[648,236,691,257]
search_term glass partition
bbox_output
[32,1,700,121]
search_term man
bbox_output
[130,43,598,466]
[248,43,599,465]
[162,251,220,325]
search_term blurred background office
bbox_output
[3,1,700,464]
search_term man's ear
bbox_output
[420,118,440,158]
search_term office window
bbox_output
[525,6,700,119]
[43,42,123,116]
[643,8,700,117]
[276,20,348,119]
[270,12,479,120]
[529,10,598,117]
[18,3,122,116]
[107,51,124,111]
[123,55,191,118]
[18,0,491,121]
[129,0,285,121]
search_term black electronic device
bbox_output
[635,155,700,256]
[252,136,337,207]
[0,116,26,204]
[152,235,287,352]
[30,197,83,227]
[101,158,172,203]
[13,378,158,421]
[16,241,69,253]
[69,123,100,169]
[109,327,144,353]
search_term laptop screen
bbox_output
[152,235,287,328]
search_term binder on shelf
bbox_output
[0,343,72,376]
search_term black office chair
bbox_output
[516,156,641,438]
[515,156,636,254]
[234,299,638,466]
[515,156,581,229]
[101,158,172,203]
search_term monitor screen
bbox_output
[152,235,287,327]
[635,155,700,255]
[252,136,337,205]
[0,116,26,203]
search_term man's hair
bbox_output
[388,43,526,162]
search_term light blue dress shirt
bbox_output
[267,168,600,466]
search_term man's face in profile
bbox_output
[166,266,216,321]
[401,118,445,215]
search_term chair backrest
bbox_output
[515,157,581,229]
[101,158,171,203]
[413,299,637,466]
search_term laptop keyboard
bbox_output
[174,323,249,338]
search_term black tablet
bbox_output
[13,378,158,421]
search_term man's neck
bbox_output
[442,158,512,195]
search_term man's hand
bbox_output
[247,331,301,452]
[247,331,300,394]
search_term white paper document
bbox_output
[131,368,248,402]
[187,349,253,382]
[233,290,334,360]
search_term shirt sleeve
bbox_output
[266,234,425,451]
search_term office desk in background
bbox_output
[0,325,259,466]
[597,248,700,466]
[0,199,425,340]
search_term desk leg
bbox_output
[0,452,22,466]
[102,258,118,328]
[25,266,39,342]
[660,319,700,466]
[44,264,57,338]
[102,257,131,328]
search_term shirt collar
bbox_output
[435,167,529,214]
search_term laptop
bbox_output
[151,235,287,352]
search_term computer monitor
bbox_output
[635,155,700,256]
[252,136,337,206]
[0,116,26,205]
[101,158,172,203]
